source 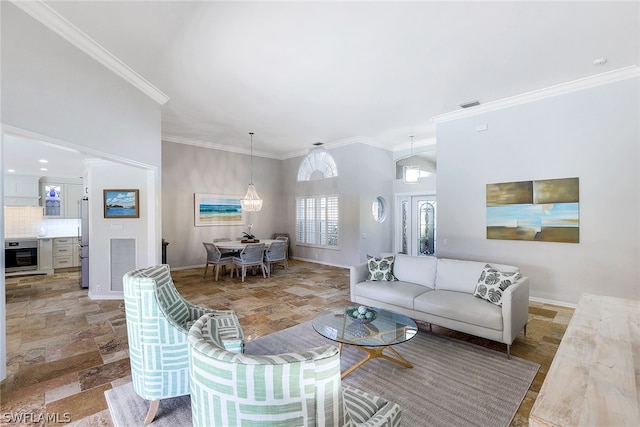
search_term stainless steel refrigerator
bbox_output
[79,197,89,288]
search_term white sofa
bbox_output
[350,254,529,358]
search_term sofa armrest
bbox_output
[501,276,530,345]
[349,263,369,302]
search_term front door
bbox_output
[396,195,437,256]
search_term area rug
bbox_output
[106,322,538,426]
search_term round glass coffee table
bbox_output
[312,306,418,378]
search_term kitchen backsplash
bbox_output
[4,206,80,238]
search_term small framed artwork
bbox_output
[195,193,244,226]
[104,189,140,218]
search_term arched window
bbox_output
[297,148,338,181]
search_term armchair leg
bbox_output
[506,344,511,360]
[524,323,527,336]
[203,263,209,279]
[144,400,160,425]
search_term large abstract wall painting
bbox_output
[486,177,579,243]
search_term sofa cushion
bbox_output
[435,258,519,294]
[393,254,437,288]
[366,255,397,281]
[473,264,521,306]
[353,280,432,310]
[414,290,503,331]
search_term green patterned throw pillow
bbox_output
[473,264,521,306]
[366,255,397,281]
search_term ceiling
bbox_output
[4,1,639,175]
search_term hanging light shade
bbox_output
[241,132,263,212]
[403,135,420,184]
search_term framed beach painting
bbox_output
[195,194,244,226]
[104,189,139,218]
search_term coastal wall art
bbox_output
[194,193,244,226]
[486,177,579,243]
[103,189,139,218]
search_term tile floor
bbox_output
[1,260,573,426]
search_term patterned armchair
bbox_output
[188,313,402,427]
[123,264,244,424]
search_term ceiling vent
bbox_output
[459,100,481,109]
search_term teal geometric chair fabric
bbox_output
[123,264,245,424]
[188,313,402,427]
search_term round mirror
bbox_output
[372,196,387,223]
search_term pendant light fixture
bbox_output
[403,135,420,184]
[240,132,263,212]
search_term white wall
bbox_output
[1,3,161,168]
[86,161,155,299]
[280,142,393,268]
[436,77,640,305]
[1,2,163,379]
[161,141,281,268]
[356,144,394,262]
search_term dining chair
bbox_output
[231,243,267,282]
[203,242,232,281]
[213,237,240,257]
[264,240,288,277]
[275,235,290,258]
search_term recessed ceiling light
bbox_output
[40,167,48,171]
[593,57,607,66]
[312,142,324,146]
[7,169,15,173]
[39,159,48,163]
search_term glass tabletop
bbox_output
[312,306,418,347]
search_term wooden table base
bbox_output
[339,343,413,379]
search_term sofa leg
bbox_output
[524,323,527,336]
[507,344,511,360]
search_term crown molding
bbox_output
[432,66,639,124]
[162,135,279,160]
[393,137,437,153]
[283,136,383,160]
[11,0,169,105]
[3,124,152,169]
[163,134,393,160]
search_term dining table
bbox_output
[214,239,278,251]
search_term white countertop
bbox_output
[5,235,77,240]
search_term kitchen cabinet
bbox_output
[38,238,54,273]
[65,184,83,218]
[4,174,40,206]
[53,237,79,269]
[40,178,84,218]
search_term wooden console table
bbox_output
[529,293,640,426]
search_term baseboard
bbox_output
[289,256,350,269]
[170,264,204,271]
[529,296,577,309]
[88,291,124,301]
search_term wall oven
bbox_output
[5,239,38,273]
